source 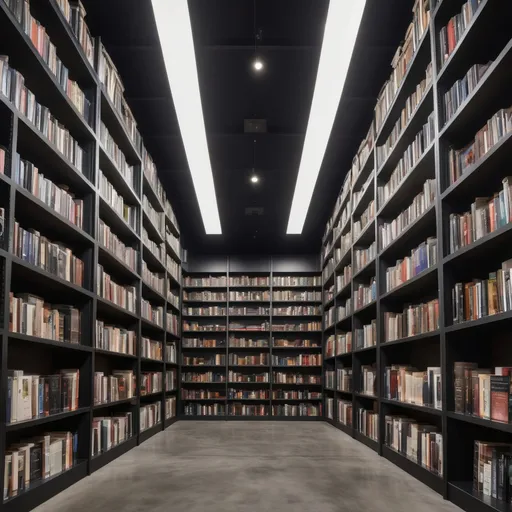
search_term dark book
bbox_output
[29,444,42,481]
[48,375,61,415]
[491,375,510,423]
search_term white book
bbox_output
[19,375,32,421]
[49,440,63,476]
[483,461,492,496]
[4,454,11,500]
[9,451,18,496]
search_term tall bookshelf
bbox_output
[181,255,323,419]
[321,0,512,511]
[0,1,181,510]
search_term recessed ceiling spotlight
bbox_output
[253,58,264,72]
[250,174,259,184]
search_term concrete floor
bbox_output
[34,421,462,512]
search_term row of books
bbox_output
[384,365,442,409]
[91,413,133,458]
[4,430,77,500]
[384,237,438,292]
[97,264,137,313]
[359,408,379,441]
[140,372,162,396]
[165,396,176,419]
[182,338,224,348]
[141,299,163,327]
[183,321,226,332]
[353,199,375,242]
[13,221,84,286]
[449,178,512,254]
[473,441,512,500]
[13,154,84,229]
[229,354,268,366]
[143,196,165,240]
[273,305,320,315]
[272,276,321,287]
[383,298,439,342]
[385,416,442,476]
[336,299,352,322]
[439,0,483,67]
[182,390,322,400]
[325,332,352,356]
[181,372,226,383]
[56,0,95,67]
[100,122,136,191]
[337,399,352,426]
[272,322,322,331]
[95,320,135,355]
[98,170,138,231]
[337,368,352,392]
[142,227,164,263]
[139,401,161,432]
[98,219,138,273]
[377,113,435,210]
[271,354,321,367]
[355,320,377,350]
[379,179,436,251]
[351,127,374,186]
[324,284,334,305]
[165,342,177,364]
[326,397,334,420]
[228,321,269,331]
[166,370,176,391]
[227,390,268,399]
[9,293,80,344]
[354,278,377,311]
[166,311,179,336]
[449,106,512,185]
[7,369,79,424]
[272,404,321,417]
[184,404,225,416]
[93,370,135,405]
[354,242,377,274]
[228,337,267,348]
[184,276,226,287]
[182,390,226,399]
[183,291,225,301]
[273,290,321,302]
[376,62,433,167]
[325,371,335,389]
[336,265,352,293]
[273,374,322,384]
[374,0,431,131]
[324,307,335,327]
[4,0,91,123]
[165,227,180,258]
[454,363,512,423]
[275,338,320,348]
[141,261,164,296]
[443,61,492,125]
[228,276,269,286]
[325,173,350,236]
[0,56,84,170]
[323,257,334,283]
[229,291,270,301]
[182,355,226,366]
[352,174,372,214]
[452,259,512,323]
[182,306,226,316]
[141,337,162,361]
[334,232,352,266]
[233,306,270,316]
[360,365,377,396]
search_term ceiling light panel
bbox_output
[151,0,222,235]
[286,0,367,235]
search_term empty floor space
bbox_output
[34,422,461,512]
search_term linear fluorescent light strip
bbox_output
[152,0,222,234]
[287,0,366,234]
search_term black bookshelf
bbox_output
[180,255,323,419]
[0,2,179,510]
[320,1,512,511]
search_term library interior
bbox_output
[0,0,510,511]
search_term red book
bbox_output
[0,147,5,174]
[490,375,510,423]
[447,18,456,55]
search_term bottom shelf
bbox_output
[139,423,163,444]
[354,430,378,452]
[382,445,444,495]
[165,416,178,429]
[90,437,138,473]
[448,481,511,512]
[329,420,354,437]
[3,460,88,512]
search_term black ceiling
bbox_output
[82,0,415,254]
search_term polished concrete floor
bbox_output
[34,421,461,512]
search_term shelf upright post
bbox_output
[429,6,449,499]
[0,111,18,501]
[225,257,230,418]
[269,257,273,416]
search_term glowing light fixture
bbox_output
[151,0,222,234]
[286,0,366,234]
[253,58,264,72]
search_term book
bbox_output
[491,375,511,423]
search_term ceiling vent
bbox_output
[245,207,264,216]
[244,119,267,133]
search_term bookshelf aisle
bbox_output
[181,256,323,419]
[321,0,512,510]
[0,1,180,510]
